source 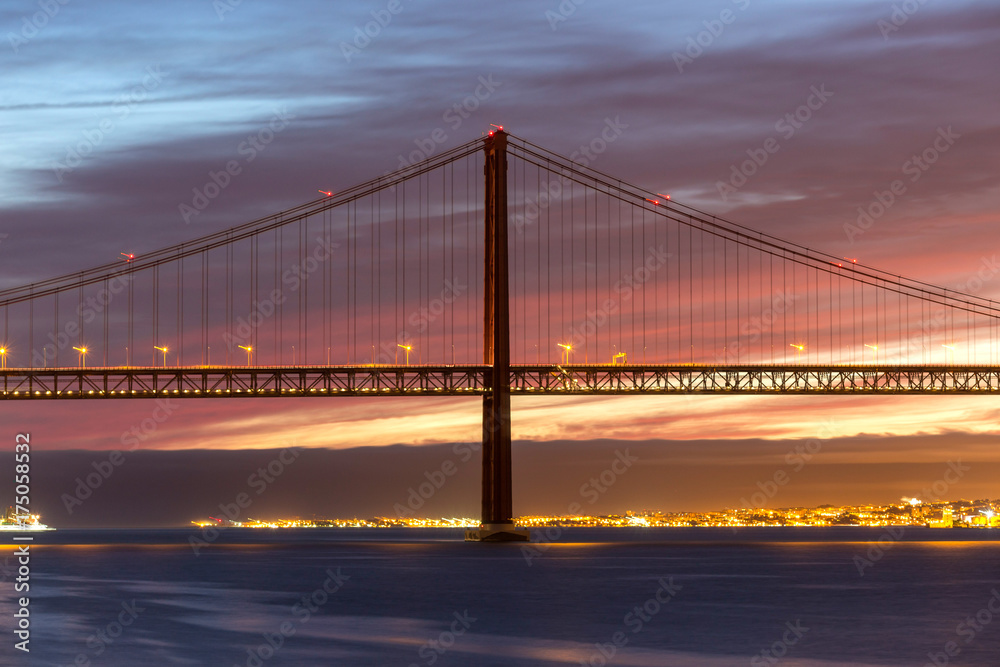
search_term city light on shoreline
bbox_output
[191,498,1000,531]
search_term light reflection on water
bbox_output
[0,527,997,666]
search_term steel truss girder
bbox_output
[0,366,490,399]
[3,365,1000,399]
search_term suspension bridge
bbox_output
[2,129,999,540]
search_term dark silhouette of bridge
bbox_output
[3,129,1000,540]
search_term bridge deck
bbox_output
[2,364,1000,399]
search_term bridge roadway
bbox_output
[2,364,1000,399]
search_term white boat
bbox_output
[0,506,55,531]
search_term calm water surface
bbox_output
[1,527,999,666]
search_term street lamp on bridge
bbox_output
[73,346,88,368]
[154,346,169,368]
[397,343,412,366]
[557,343,572,365]
[0,347,7,369]
[864,343,878,364]
[789,343,804,361]
[238,345,252,367]
[942,344,956,365]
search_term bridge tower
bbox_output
[465,129,529,542]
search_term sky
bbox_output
[1,0,999,526]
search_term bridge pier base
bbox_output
[464,523,530,542]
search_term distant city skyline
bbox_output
[186,495,1000,530]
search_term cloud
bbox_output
[9,432,998,527]
[2,0,1000,503]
